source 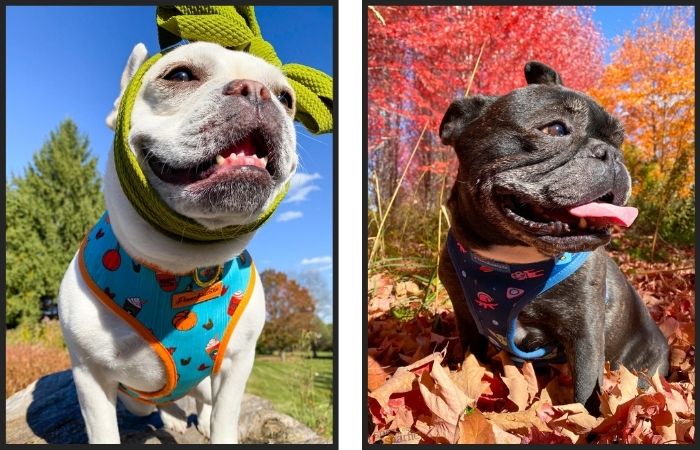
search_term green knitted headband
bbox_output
[114,5,333,243]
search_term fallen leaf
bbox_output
[449,352,488,407]
[369,273,394,298]
[368,355,391,391]
[457,409,496,444]
[369,369,416,411]
[537,402,602,443]
[646,370,692,419]
[542,376,574,406]
[418,352,469,442]
[484,403,550,434]
[391,404,415,429]
[521,427,573,444]
[493,352,533,411]
[600,362,640,416]
[490,421,523,444]
[675,419,694,443]
[403,351,441,374]
[521,361,539,401]
[593,392,672,444]
[396,280,421,298]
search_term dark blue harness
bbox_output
[446,231,591,363]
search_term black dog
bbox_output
[437,61,669,411]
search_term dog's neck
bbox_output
[448,192,552,264]
[104,151,252,273]
[470,245,551,264]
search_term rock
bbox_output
[5,370,328,444]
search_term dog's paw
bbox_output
[159,408,188,434]
[196,403,212,439]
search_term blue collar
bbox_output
[446,231,591,363]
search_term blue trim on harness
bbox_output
[446,231,591,363]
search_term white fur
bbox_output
[130,42,297,229]
[58,42,293,443]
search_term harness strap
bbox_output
[447,231,593,362]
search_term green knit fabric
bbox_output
[113,4,333,243]
[156,5,333,134]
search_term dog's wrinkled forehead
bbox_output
[499,85,625,146]
[140,41,292,112]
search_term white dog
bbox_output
[58,41,297,443]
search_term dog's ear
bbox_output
[439,95,496,146]
[524,61,563,86]
[106,43,149,130]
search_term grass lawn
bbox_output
[245,352,333,439]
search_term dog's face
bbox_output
[440,62,633,255]
[116,42,297,230]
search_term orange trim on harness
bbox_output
[77,238,178,400]
[213,262,257,373]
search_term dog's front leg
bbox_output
[72,364,121,443]
[209,349,256,443]
[438,245,489,360]
[567,324,605,413]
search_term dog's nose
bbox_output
[591,144,609,161]
[223,79,271,102]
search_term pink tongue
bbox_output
[568,202,638,227]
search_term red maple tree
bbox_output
[368,6,605,207]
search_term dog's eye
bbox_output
[540,122,569,136]
[277,91,293,109]
[164,67,195,82]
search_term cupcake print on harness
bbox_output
[446,231,590,363]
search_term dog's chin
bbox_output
[145,163,282,230]
[491,192,616,254]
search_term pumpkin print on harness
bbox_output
[172,310,198,331]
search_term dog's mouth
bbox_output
[499,191,638,238]
[146,130,275,185]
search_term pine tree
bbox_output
[6,119,104,327]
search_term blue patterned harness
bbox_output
[78,213,255,404]
[446,231,591,363]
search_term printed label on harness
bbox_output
[469,252,510,272]
[171,281,223,309]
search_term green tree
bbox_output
[6,119,104,327]
[257,269,318,356]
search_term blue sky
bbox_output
[5,6,334,322]
[592,6,695,63]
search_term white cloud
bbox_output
[276,210,303,222]
[286,172,322,203]
[301,255,333,265]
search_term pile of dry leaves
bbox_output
[367,248,695,444]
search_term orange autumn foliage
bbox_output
[589,7,695,198]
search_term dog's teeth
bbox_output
[261,156,268,166]
[551,221,563,234]
[216,155,225,165]
[578,218,587,229]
